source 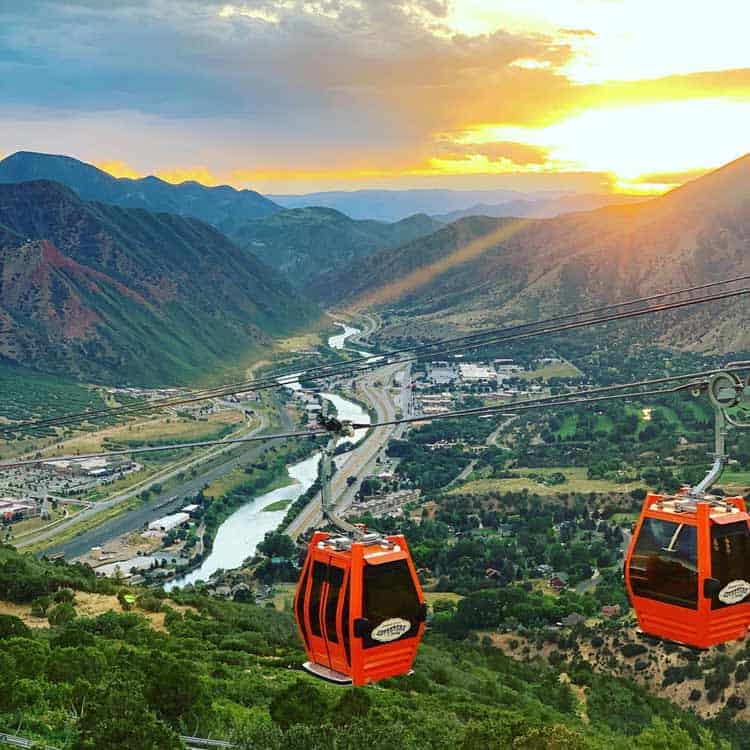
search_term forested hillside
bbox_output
[224,207,442,285]
[0,543,745,750]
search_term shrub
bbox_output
[0,614,30,639]
[30,596,51,617]
[48,602,76,628]
[621,643,647,658]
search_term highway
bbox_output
[285,362,407,539]
[24,398,294,558]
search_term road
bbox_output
[448,417,516,487]
[574,529,632,595]
[285,362,406,539]
[26,398,294,558]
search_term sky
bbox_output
[1,0,749,194]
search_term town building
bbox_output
[458,363,497,384]
[494,359,524,379]
[425,361,457,386]
[147,512,190,533]
[0,497,37,522]
[44,456,133,478]
[348,489,421,519]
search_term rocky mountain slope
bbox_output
[224,206,442,284]
[314,155,750,353]
[0,181,318,384]
[0,151,279,227]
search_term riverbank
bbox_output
[163,438,320,590]
[164,327,375,590]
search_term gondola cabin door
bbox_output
[298,549,351,678]
[625,493,750,648]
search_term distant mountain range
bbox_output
[269,188,644,222]
[0,181,318,384]
[313,155,750,353]
[433,193,648,223]
[223,207,443,284]
[269,188,531,222]
[0,151,279,227]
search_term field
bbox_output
[451,466,642,496]
[424,591,464,606]
[5,506,79,540]
[719,470,750,494]
[271,582,297,611]
[53,409,247,454]
[516,360,582,381]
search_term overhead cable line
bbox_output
[6,365,747,471]
[5,275,750,435]
[0,427,329,470]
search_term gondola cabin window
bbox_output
[362,560,421,648]
[308,561,326,637]
[630,518,698,609]
[711,521,750,609]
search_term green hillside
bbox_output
[0,181,319,385]
[0,543,744,750]
[225,206,442,285]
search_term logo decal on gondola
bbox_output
[371,618,411,642]
[718,580,750,605]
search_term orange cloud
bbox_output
[437,140,550,166]
[156,166,222,186]
[95,160,141,179]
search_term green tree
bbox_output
[0,614,31,639]
[48,602,77,627]
[635,719,728,750]
[73,677,184,750]
[144,653,209,724]
[513,725,586,749]
[269,679,329,730]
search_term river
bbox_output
[328,322,373,358]
[165,339,371,590]
[163,453,320,590]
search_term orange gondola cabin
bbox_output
[294,530,426,685]
[625,492,750,649]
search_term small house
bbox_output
[561,612,586,628]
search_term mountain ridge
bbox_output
[0,180,318,384]
[0,151,280,228]
[313,154,750,352]
[224,206,443,284]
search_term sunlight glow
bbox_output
[442,0,750,84]
[452,99,750,186]
[95,160,141,180]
